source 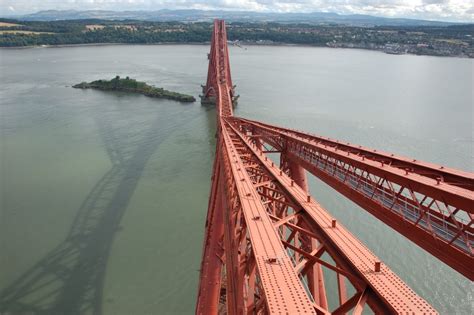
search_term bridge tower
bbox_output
[201,20,237,107]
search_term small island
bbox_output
[73,76,196,103]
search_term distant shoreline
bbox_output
[2,17,471,58]
[0,42,471,59]
[0,42,211,49]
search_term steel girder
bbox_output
[218,119,436,313]
[197,118,437,314]
[231,117,474,280]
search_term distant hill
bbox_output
[9,9,459,27]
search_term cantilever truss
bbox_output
[197,19,471,314]
[231,117,474,280]
[199,119,438,313]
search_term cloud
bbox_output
[0,0,472,22]
[423,0,448,4]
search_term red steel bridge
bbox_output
[196,20,473,314]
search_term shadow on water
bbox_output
[0,104,179,315]
[203,105,217,139]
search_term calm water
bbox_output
[0,45,472,314]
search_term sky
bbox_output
[1,0,473,22]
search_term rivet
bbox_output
[307,195,311,202]
[291,180,294,187]
[331,219,337,228]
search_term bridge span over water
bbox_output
[196,19,473,314]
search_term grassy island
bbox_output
[73,76,196,103]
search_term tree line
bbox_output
[1,18,472,56]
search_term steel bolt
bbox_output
[375,261,381,272]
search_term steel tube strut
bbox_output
[280,153,329,309]
[231,117,474,280]
[197,19,438,314]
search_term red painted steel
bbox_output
[280,153,330,309]
[230,117,474,280]
[224,120,436,314]
[201,20,235,115]
[196,19,443,314]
